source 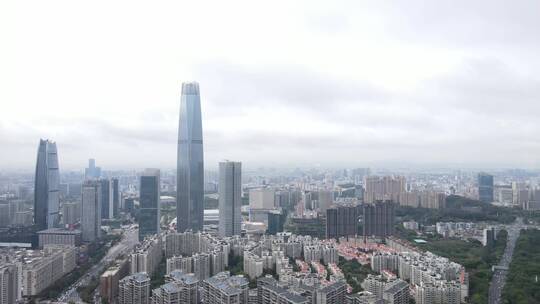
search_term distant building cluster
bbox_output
[0,200,33,228]
[364,176,446,210]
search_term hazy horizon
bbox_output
[2,1,540,170]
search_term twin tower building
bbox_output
[35,82,241,237]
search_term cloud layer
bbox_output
[1,0,540,170]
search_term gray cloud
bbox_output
[194,62,387,111]
[373,0,540,47]
[2,1,540,170]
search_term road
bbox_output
[57,226,139,303]
[488,218,529,304]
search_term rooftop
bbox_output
[37,228,81,235]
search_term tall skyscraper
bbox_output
[177,82,204,232]
[100,179,114,220]
[139,169,161,241]
[112,178,120,218]
[478,173,494,203]
[81,180,102,242]
[34,139,60,230]
[218,161,242,237]
[85,158,101,179]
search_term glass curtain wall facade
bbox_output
[177,82,204,232]
[139,169,160,241]
[34,139,60,230]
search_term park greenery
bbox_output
[227,252,244,276]
[502,229,540,304]
[338,256,375,293]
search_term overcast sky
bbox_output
[2,1,540,171]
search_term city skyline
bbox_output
[3,1,540,170]
[3,2,540,303]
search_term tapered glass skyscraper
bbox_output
[177,82,204,232]
[34,139,60,230]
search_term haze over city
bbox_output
[2,0,540,170]
[3,2,540,304]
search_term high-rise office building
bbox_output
[478,173,494,203]
[112,178,120,218]
[81,181,102,242]
[177,82,204,232]
[218,161,242,237]
[267,210,285,235]
[326,205,360,239]
[34,139,60,230]
[139,169,161,241]
[85,158,101,179]
[363,201,395,239]
[100,179,114,220]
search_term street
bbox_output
[488,218,530,304]
[57,226,139,303]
